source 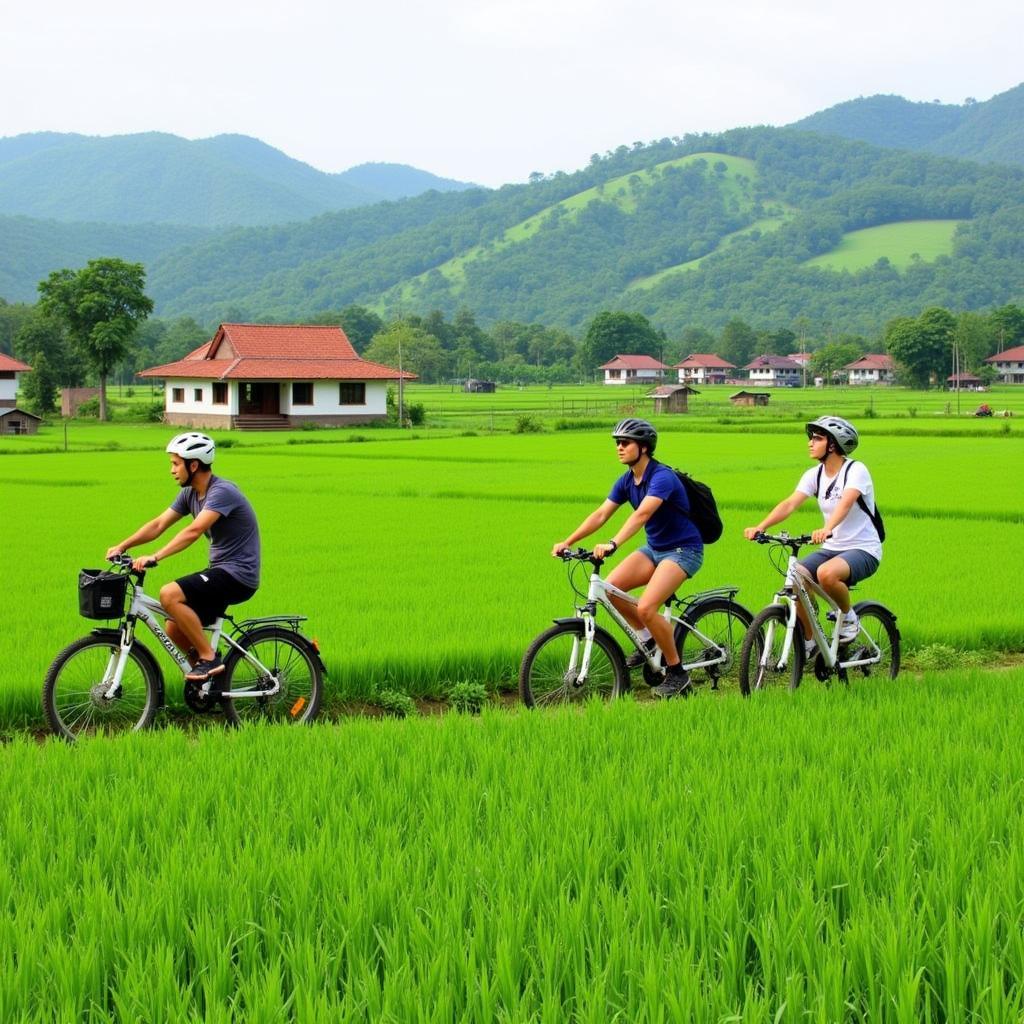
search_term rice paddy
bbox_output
[2,390,1022,1019]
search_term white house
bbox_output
[843,354,896,386]
[599,354,669,386]
[743,354,802,387]
[673,353,735,386]
[985,345,1024,384]
[139,323,414,429]
[0,353,31,408]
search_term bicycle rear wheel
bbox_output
[42,635,161,741]
[221,627,323,726]
[738,605,803,695]
[677,598,753,691]
[848,602,900,680]
[519,622,628,708]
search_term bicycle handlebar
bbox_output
[559,547,605,566]
[752,531,818,549]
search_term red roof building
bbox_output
[985,345,1024,384]
[599,354,669,385]
[673,353,735,385]
[0,353,31,409]
[843,353,896,386]
[139,323,414,430]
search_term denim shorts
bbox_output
[638,544,704,578]
[799,548,879,588]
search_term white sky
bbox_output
[4,0,1022,187]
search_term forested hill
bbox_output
[0,132,474,227]
[137,127,1024,335]
[791,83,1024,167]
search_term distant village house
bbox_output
[985,345,1024,385]
[600,354,669,386]
[139,323,414,430]
[673,354,735,386]
[0,353,31,409]
[743,354,802,387]
[844,354,895,386]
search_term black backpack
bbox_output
[672,469,724,544]
[814,460,886,542]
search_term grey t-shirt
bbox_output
[170,476,260,588]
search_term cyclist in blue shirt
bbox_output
[552,418,702,698]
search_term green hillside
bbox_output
[0,132,474,228]
[791,83,1024,168]
[803,219,961,271]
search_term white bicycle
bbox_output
[43,556,326,740]
[519,547,753,706]
[738,532,900,694]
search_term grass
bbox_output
[2,419,1022,728]
[804,219,962,272]
[4,667,1024,1019]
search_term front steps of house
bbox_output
[232,414,290,431]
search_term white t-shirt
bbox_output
[796,460,882,561]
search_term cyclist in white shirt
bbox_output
[742,416,882,652]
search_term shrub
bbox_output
[375,689,417,718]
[146,402,165,423]
[75,397,101,419]
[218,437,236,448]
[913,643,985,670]
[446,681,488,715]
[513,414,543,434]
[408,403,426,426]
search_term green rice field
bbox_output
[3,388,1024,1020]
[3,667,1024,1020]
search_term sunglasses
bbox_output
[807,432,829,442]
[613,439,636,448]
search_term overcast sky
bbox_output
[5,0,1022,187]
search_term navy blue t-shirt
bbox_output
[607,460,703,550]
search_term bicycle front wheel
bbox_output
[739,605,803,695]
[519,622,628,708]
[42,635,161,741]
[677,598,753,691]
[849,602,900,680]
[222,627,323,726]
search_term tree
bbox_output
[14,310,84,386]
[38,258,153,420]
[337,305,385,353]
[19,351,59,414]
[809,342,862,386]
[884,306,955,388]
[717,318,758,367]
[579,311,662,375]
[987,303,1024,353]
[363,324,447,383]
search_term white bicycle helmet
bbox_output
[806,416,858,455]
[166,432,216,464]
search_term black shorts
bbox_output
[175,568,257,625]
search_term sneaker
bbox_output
[838,613,860,644]
[186,655,225,682]
[804,639,816,658]
[651,665,692,699]
[625,637,658,669]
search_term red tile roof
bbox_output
[600,354,669,370]
[0,353,31,372]
[674,353,735,369]
[138,323,413,381]
[844,354,895,371]
[986,345,1024,362]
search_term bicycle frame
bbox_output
[766,550,882,673]
[99,581,287,702]
[570,564,737,680]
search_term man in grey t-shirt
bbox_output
[106,432,261,684]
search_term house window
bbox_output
[292,382,314,406]
[171,387,185,403]
[212,382,228,405]
[339,382,365,405]
[0,371,14,380]
[193,388,203,402]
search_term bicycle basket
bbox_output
[78,569,128,619]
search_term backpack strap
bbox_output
[844,460,884,540]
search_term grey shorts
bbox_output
[638,544,704,578]
[799,548,879,588]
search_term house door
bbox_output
[239,383,280,415]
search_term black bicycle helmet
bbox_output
[612,417,658,455]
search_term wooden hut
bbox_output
[729,390,770,407]
[647,384,699,414]
[0,407,42,435]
